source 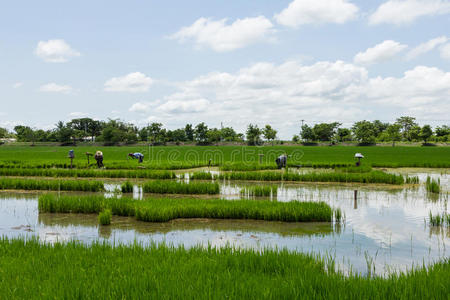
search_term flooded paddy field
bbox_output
[1,168,448,276]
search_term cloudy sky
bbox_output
[1,0,450,138]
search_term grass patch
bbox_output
[0,177,104,192]
[428,212,449,227]
[240,185,278,197]
[0,238,448,299]
[121,181,133,193]
[98,209,112,225]
[142,180,220,195]
[38,194,333,222]
[426,176,440,193]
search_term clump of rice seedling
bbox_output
[405,176,419,184]
[428,211,449,227]
[334,208,343,223]
[240,185,277,197]
[426,176,440,193]
[142,180,220,195]
[98,209,112,225]
[0,178,104,192]
[189,172,214,180]
[121,181,133,193]
[335,165,372,173]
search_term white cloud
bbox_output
[13,82,23,89]
[170,16,274,52]
[156,98,210,113]
[354,40,407,65]
[369,0,450,25]
[68,112,88,118]
[35,39,80,63]
[39,83,73,94]
[129,101,153,113]
[440,43,450,60]
[274,0,359,28]
[406,36,448,60]
[104,72,153,92]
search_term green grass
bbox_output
[38,194,333,222]
[98,209,112,225]
[0,177,104,192]
[218,170,406,185]
[0,238,448,299]
[426,176,440,193]
[121,181,133,193]
[0,145,449,169]
[0,167,175,179]
[428,211,449,227]
[142,180,220,195]
[240,185,278,197]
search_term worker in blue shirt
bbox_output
[128,152,144,163]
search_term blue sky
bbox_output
[1,0,449,138]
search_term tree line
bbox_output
[0,116,448,146]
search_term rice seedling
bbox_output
[38,194,333,222]
[0,237,448,299]
[240,185,278,197]
[98,209,112,225]
[426,176,440,193]
[428,211,449,227]
[405,176,419,184]
[0,177,104,192]
[189,171,214,180]
[121,181,133,193]
[142,180,220,195]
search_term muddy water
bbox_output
[0,169,449,276]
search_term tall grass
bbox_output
[428,212,449,227]
[0,177,104,192]
[98,209,112,225]
[0,167,175,179]
[142,180,220,195]
[189,171,214,180]
[38,194,333,222]
[218,170,405,185]
[240,185,278,197]
[426,176,440,193]
[0,238,448,299]
[121,181,133,193]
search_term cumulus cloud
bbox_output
[13,82,23,89]
[35,39,80,63]
[129,59,450,137]
[39,83,72,94]
[354,40,407,65]
[406,36,448,60]
[68,112,88,118]
[274,0,359,28]
[440,43,450,60]
[369,0,450,25]
[104,72,153,92]
[170,16,274,52]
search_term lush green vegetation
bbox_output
[142,180,220,195]
[428,212,449,227]
[38,194,333,222]
[0,238,448,299]
[0,177,104,192]
[0,145,449,170]
[240,185,278,197]
[426,176,440,193]
[218,170,407,185]
[121,181,134,193]
[98,209,112,225]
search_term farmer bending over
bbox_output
[95,151,104,168]
[128,152,144,163]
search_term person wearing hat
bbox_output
[95,151,104,168]
[128,152,144,163]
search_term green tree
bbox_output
[312,122,341,142]
[385,124,401,147]
[435,125,450,137]
[372,120,389,138]
[336,128,352,142]
[262,125,277,145]
[352,121,376,144]
[246,124,261,146]
[207,128,222,145]
[0,127,11,139]
[396,116,418,141]
[300,124,315,142]
[420,125,433,143]
[54,122,74,145]
[194,123,209,144]
[221,127,237,142]
[185,124,194,142]
[409,125,421,141]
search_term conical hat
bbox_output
[96,151,103,156]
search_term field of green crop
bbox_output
[39,194,334,222]
[0,145,449,169]
[0,238,448,299]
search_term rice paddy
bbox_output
[0,177,104,192]
[142,180,220,195]
[38,194,334,222]
[240,185,278,197]
[426,176,441,193]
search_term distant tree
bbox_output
[14,126,35,143]
[420,125,433,143]
[0,127,11,139]
[312,122,341,142]
[409,125,421,141]
[221,127,237,142]
[138,127,148,142]
[246,124,262,146]
[147,123,164,145]
[292,135,300,143]
[185,124,194,142]
[170,128,187,144]
[435,125,450,137]
[396,116,418,141]
[54,122,74,145]
[262,125,277,145]
[300,124,315,142]
[336,128,352,142]
[352,121,376,144]
[385,124,401,147]
[372,120,389,138]
[207,128,222,145]
[194,123,209,144]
